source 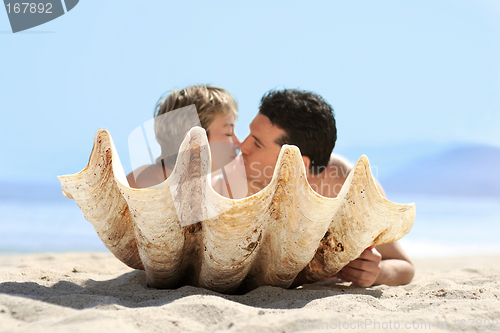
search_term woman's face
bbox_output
[207,113,241,171]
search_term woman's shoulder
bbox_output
[126,164,169,188]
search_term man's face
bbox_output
[240,113,287,188]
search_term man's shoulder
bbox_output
[325,153,353,180]
[308,153,353,198]
[329,153,353,167]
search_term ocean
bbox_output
[390,194,500,258]
[1,193,499,258]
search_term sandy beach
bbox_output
[0,253,498,332]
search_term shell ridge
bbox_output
[295,154,415,285]
[58,129,144,270]
[245,146,339,290]
[122,128,211,288]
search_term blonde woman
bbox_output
[127,85,241,189]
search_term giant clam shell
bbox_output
[58,127,415,293]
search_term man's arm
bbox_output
[374,241,414,286]
[335,241,414,287]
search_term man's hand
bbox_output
[335,245,382,287]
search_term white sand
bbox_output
[1,253,499,333]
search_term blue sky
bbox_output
[1,0,499,184]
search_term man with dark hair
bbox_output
[239,88,414,287]
[259,89,337,175]
[241,89,350,197]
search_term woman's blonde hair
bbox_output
[154,85,238,168]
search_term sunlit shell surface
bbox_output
[58,127,415,294]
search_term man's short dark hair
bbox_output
[259,88,337,175]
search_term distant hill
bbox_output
[334,142,456,179]
[380,144,500,197]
